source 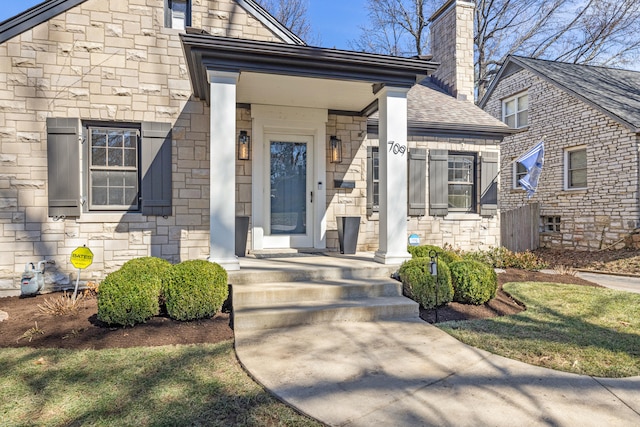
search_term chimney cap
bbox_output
[428,0,475,23]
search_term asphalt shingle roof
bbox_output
[500,56,640,131]
[371,78,510,135]
[408,79,508,128]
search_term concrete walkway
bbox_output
[577,271,640,294]
[234,258,640,426]
[236,318,640,426]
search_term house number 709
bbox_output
[388,141,407,156]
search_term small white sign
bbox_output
[408,234,420,246]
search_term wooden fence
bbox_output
[500,203,540,252]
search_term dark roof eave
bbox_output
[368,118,516,138]
[181,34,438,104]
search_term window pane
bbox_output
[517,111,528,127]
[504,99,515,115]
[124,148,136,167]
[449,184,473,209]
[92,130,106,147]
[125,187,138,206]
[92,187,107,206]
[108,131,123,147]
[570,169,587,188]
[108,148,123,166]
[123,131,136,148]
[92,147,106,166]
[373,182,379,207]
[518,94,528,110]
[171,0,187,30]
[109,187,124,205]
[570,149,587,169]
[505,115,516,128]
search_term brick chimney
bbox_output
[429,0,475,102]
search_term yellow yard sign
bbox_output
[71,246,94,269]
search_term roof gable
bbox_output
[0,0,87,44]
[480,55,640,132]
[0,0,304,45]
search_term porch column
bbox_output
[207,70,240,271]
[374,86,412,265]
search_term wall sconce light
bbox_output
[330,136,342,163]
[238,130,250,160]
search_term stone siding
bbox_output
[0,0,282,295]
[325,121,501,252]
[483,69,640,250]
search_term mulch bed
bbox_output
[419,268,600,323]
[0,268,599,350]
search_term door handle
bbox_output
[310,191,313,203]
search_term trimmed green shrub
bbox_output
[163,260,228,321]
[120,256,172,280]
[408,245,462,265]
[97,257,171,326]
[398,258,453,309]
[449,260,498,305]
[463,247,547,271]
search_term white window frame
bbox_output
[165,0,191,30]
[564,145,587,190]
[448,152,477,213]
[85,123,141,212]
[502,92,529,129]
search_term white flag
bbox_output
[515,141,544,198]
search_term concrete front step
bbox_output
[227,264,398,286]
[233,278,403,307]
[233,296,419,331]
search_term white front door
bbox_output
[262,133,314,248]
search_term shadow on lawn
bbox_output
[2,342,317,426]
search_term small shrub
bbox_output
[554,265,578,276]
[120,256,172,279]
[83,281,99,298]
[449,260,498,305]
[38,291,84,316]
[17,322,44,343]
[97,257,171,326]
[163,260,228,321]
[398,258,453,309]
[408,245,462,265]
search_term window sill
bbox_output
[76,212,144,223]
[562,188,588,193]
[444,213,481,221]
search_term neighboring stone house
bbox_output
[0,0,509,295]
[480,55,640,250]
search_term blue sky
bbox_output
[0,1,368,50]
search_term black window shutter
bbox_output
[366,146,374,216]
[429,149,449,216]
[408,148,426,216]
[480,151,499,217]
[141,122,172,216]
[47,118,81,218]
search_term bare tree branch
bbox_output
[352,0,640,100]
[260,0,319,44]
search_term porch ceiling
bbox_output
[181,33,438,114]
[236,72,375,111]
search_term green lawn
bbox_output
[439,282,640,377]
[0,340,321,427]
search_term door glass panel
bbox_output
[270,141,307,235]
